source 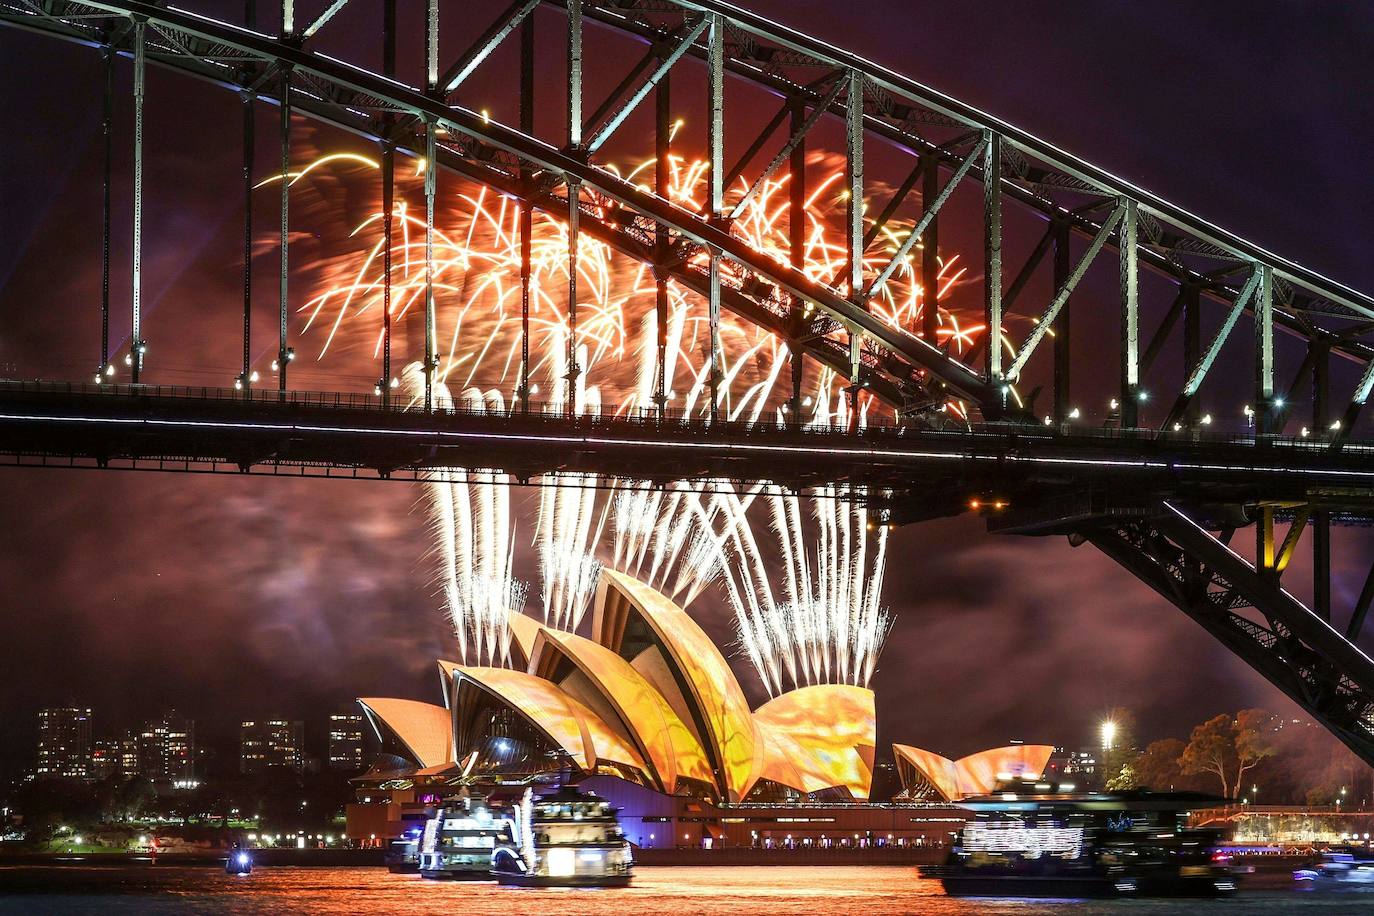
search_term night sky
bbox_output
[2,1,1372,779]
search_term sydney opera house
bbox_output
[346,569,1052,848]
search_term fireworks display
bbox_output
[290,139,985,688]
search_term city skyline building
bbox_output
[137,712,196,782]
[240,719,305,775]
[35,707,92,780]
[327,713,365,772]
[88,737,120,781]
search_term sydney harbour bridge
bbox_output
[3,1,1374,766]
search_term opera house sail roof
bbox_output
[892,743,1055,802]
[359,569,877,804]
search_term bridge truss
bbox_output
[2,0,1374,765]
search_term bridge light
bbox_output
[286,347,296,362]
[390,377,399,389]
[235,378,243,391]
[802,396,813,407]
[1068,407,1080,420]
[968,499,980,510]
[1300,427,1310,437]
[529,383,539,395]
[1330,419,1342,431]
[1137,390,1149,402]
[125,353,133,366]
[1109,398,1118,411]
[1273,396,1285,409]
[993,500,1006,510]
[1172,422,1182,431]
[250,371,259,383]
[106,364,115,377]
[373,384,381,396]
[1043,415,1052,426]
[271,359,279,371]
[1201,414,1213,425]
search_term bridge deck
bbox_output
[3,381,1372,525]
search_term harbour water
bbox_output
[0,865,1370,914]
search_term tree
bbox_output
[1132,738,1188,791]
[1100,707,1139,788]
[1232,708,1278,797]
[1179,714,1236,798]
[1106,763,1138,791]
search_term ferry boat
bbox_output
[491,786,633,887]
[418,795,516,880]
[1294,847,1374,885]
[923,780,1238,898]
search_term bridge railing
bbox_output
[1,378,1369,454]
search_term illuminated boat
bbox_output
[923,781,1238,898]
[1294,848,1374,885]
[418,796,515,880]
[224,846,252,875]
[492,786,633,887]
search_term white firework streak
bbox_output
[408,363,526,667]
[705,383,893,696]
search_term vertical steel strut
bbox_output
[277,65,290,395]
[1255,263,1274,434]
[1120,196,1139,427]
[422,0,439,412]
[565,0,583,416]
[380,0,394,406]
[1053,220,1070,422]
[130,17,145,383]
[241,89,253,393]
[706,11,724,424]
[920,150,939,345]
[240,0,256,395]
[519,12,534,414]
[567,0,582,149]
[654,69,670,417]
[426,0,439,91]
[99,45,112,382]
[566,178,581,414]
[788,97,805,425]
[845,69,863,431]
[381,140,393,405]
[424,119,437,412]
[982,130,1002,396]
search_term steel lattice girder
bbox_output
[1088,503,1374,766]
[0,0,986,414]
[6,0,1374,425]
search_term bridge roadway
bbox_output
[2,381,1372,525]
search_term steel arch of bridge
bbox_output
[3,0,1374,766]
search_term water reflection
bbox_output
[0,865,1360,915]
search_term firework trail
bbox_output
[290,140,975,678]
[405,364,526,667]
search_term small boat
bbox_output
[225,847,253,875]
[1294,848,1374,885]
[383,834,421,873]
[419,796,515,880]
[491,786,632,887]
